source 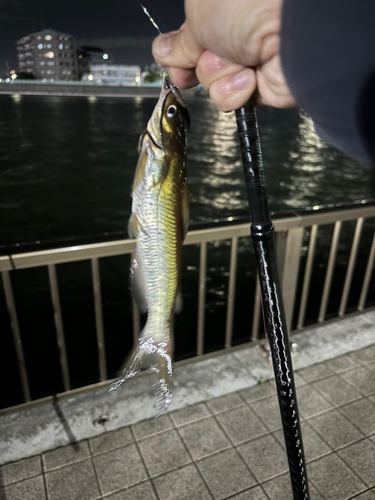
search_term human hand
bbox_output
[152,0,295,111]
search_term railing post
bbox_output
[197,242,207,356]
[48,264,70,391]
[1,271,31,402]
[279,227,304,331]
[91,258,107,381]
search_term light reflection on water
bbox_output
[0,95,372,244]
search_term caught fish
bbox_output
[110,75,190,413]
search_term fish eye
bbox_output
[167,105,177,118]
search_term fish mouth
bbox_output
[147,75,191,149]
[146,77,170,149]
[164,75,191,130]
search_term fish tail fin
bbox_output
[110,331,173,415]
[153,343,173,416]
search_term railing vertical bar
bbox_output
[339,217,364,316]
[280,227,304,331]
[318,220,342,322]
[197,241,207,356]
[358,231,375,311]
[91,258,107,381]
[1,271,31,402]
[297,224,318,329]
[48,264,70,391]
[132,298,141,346]
[225,236,238,348]
[251,277,261,341]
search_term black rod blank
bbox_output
[235,102,310,500]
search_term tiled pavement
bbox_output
[1,345,375,499]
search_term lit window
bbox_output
[47,61,55,66]
[47,70,51,74]
[41,70,45,74]
[37,36,42,40]
[46,43,52,49]
[39,61,45,66]
[103,53,108,60]
[64,36,68,40]
[67,70,71,75]
[45,35,52,40]
[38,44,43,49]
[58,44,63,49]
[45,52,54,58]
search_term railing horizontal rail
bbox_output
[2,199,375,413]
[2,201,375,270]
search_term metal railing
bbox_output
[1,200,375,413]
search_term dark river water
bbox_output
[0,94,372,244]
[1,94,374,408]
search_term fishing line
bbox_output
[136,0,162,35]
[144,0,168,33]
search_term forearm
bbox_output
[280,0,375,165]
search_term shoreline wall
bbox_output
[0,82,208,99]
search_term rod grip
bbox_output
[235,103,270,227]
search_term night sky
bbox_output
[0,0,185,70]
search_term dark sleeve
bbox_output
[280,0,375,166]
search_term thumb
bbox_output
[152,27,204,70]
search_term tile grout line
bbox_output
[40,453,49,500]
[207,400,272,500]
[347,485,375,500]
[169,403,216,500]
[306,370,374,441]
[88,438,104,499]
[129,426,161,500]
[296,369,369,435]
[237,370,366,499]
[219,484,269,500]
[334,364,375,398]
[336,437,375,490]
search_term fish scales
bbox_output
[110,76,190,414]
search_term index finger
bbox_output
[152,27,204,71]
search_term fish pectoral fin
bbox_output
[127,213,139,239]
[130,252,148,313]
[128,213,150,239]
[174,290,183,314]
[181,182,189,239]
[137,129,148,155]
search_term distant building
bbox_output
[83,65,141,86]
[76,46,112,80]
[16,29,78,81]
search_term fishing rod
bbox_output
[235,100,310,499]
